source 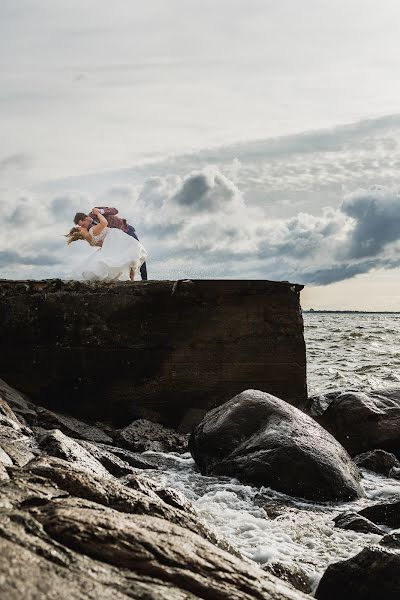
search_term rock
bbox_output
[33,498,308,600]
[94,442,157,470]
[0,446,13,467]
[35,406,113,444]
[315,545,400,599]
[333,511,384,535]
[389,466,400,479]
[358,500,400,528]
[316,389,400,457]
[263,562,312,595]
[25,461,204,534]
[0,279,307,429]
[380,529,400,549]
[0,462,9,481]
[354,449,400,475]
[189,390,363,501]
[118,419,188,454]
[0,396,20,424]
[0,377,37,426]
[39,429,111,478]
[0,464,308,600]
[76,440,138,477]
[0,506,193,600]
[0,424,38,466]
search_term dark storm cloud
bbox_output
[297,260,380,285]
[341,190,400,259]
[171,170,239,213]
[0,250,60,267]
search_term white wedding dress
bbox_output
[70,227,147,281]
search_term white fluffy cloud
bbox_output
[2,164,400,284]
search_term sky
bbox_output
[2,0,400,310]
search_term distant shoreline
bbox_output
[303,310,400,314]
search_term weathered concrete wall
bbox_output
[0,279,306,429]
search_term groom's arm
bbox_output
[89,207,118,218]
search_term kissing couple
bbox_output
[66,207,148,282]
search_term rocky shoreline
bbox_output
[0,377,399,598]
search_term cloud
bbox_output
[0,250,60,267]
[170,168,241,214]
[49,192,92,222]
[340,187,400,259]
[4,143,400,286]
[0,153,30,174]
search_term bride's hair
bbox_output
[65,226,96,246]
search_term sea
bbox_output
[142,312,400,592]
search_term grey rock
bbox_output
[93,442,157,470]
[0,396,21,424]
[263,562,312,595]
[0,465,308,600]
[34,498,307,600]
[35,406,113,444]
[0,462,9,481]
[354,449,400,475]
[76,440,138,477]
[118,419,188,454]
[39,429,111,478]
[380,529,400,549]
[358,500,400,528]
[0,445,13,467]
[333,511,384,535]
[190,390,363,501]
[316,389,400,457]
[389,466,400,479]
[0,424,37,466]
[315,545,400,600]
[0,377,37,424]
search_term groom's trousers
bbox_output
[127,225,148,280]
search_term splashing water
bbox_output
[143,313,400,590]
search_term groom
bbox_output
[73,207,148,280]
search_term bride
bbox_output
[66,208,147,281]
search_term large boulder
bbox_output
[315,389,400,457]
[189,390,363,501]
[315,545,400,599]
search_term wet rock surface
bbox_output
[354,449,400,475]
[118,419,188,453]
[314,389,400,457]
[333,511,384,535]
[0,380,310,600]
[263,562,312,595]
[315,545,400,600]
[380,529,400,550]
[358,500,400,528]
[190,390,363,501]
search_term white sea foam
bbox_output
[143,451,396,589]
